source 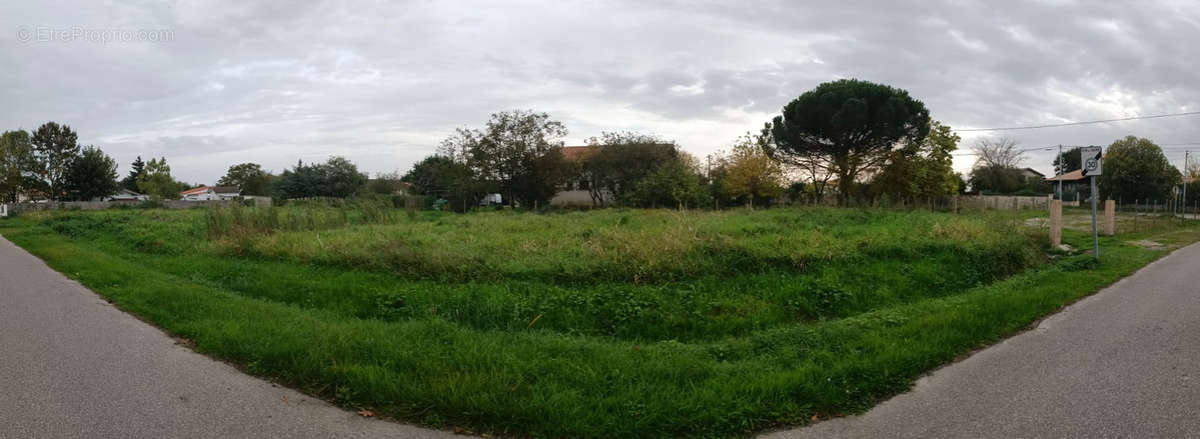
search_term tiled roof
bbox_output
[180,186,211,195]
[1045,169,1085,182]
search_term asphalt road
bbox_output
[765,242,1200,439]
[0,237,451,439]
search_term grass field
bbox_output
[1,205,1196,437]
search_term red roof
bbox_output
[1045,169,1086,182]
[180,186,211,196]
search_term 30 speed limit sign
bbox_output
[1081,146,1102,176]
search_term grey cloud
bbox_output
[1,0,1199,183]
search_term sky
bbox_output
[2,0,1199,184]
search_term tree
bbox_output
[30,121,81,200]
[871,120,960,200]
[968,165,1025,194]
[438,110,568,207]
[1185,160,1200,182]
[1099,136,1180,202]
[0,130,36,202]
[323,156,368,198]
[705,152,734,207]
[769,79,930,204]
[137,157,178,200]
[217,162,273,195]
[510,148,568,208]
[62,146,120,200]
[971,136,1024,169]
[1051,146,1084,176]
[274,160,322,199]
[367,170,406,195]
[966,136,1030,194]
[274,156,367,199]
[582,132,678,206]
[755,121,830,204]
[403,155,472,195]
[914,121,961,198]
[624,155,706,209]
[402,155,480,211]
[122,156,146,192]
[719,132,786,207]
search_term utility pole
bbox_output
[1185,151,1190,219]
[1056,144,1063,200]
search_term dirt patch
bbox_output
[1128,240,1165,250]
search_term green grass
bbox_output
[1,206,1195,437]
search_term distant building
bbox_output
[180,185,241,201]
[1019,168,1045,180]
[479,193,503,206]
[101,189,149,202]
[551,146,604,207]
[1045,169,1088,201]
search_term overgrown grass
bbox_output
[1,206,1195,437]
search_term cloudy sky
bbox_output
[2,0,1199,184]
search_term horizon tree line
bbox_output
[7,79,1183,208]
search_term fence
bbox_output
[2,199,247,215]
[783,194,1066,212]
[956,195,1056,210]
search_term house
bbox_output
[1019,168,1045,180]
[180,185,241,201]
[550,146,604,207]
[1045,169,1088,201]
[102,189,148,202]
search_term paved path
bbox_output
[766,242,1200,439]
[0,237,450,439]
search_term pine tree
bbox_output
[122,156,145,192]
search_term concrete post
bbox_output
[1104,199,1115,236]
[1049,199,1062,247]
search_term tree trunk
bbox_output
[837,170,854,206]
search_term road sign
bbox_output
[1079,146,1103,258]
[1081,146,1103,176]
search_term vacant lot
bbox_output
[1,205,1195,437]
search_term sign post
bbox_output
[1080,146,1103,258]
[1185,151,1190,219]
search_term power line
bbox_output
[951,143,1200,156]
[955,111,1200,132]
[951,145,1067,157]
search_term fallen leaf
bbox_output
[358,409,374,417]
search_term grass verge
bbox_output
[0,207,1195,437]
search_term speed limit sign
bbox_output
[1081,146,1103,176]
